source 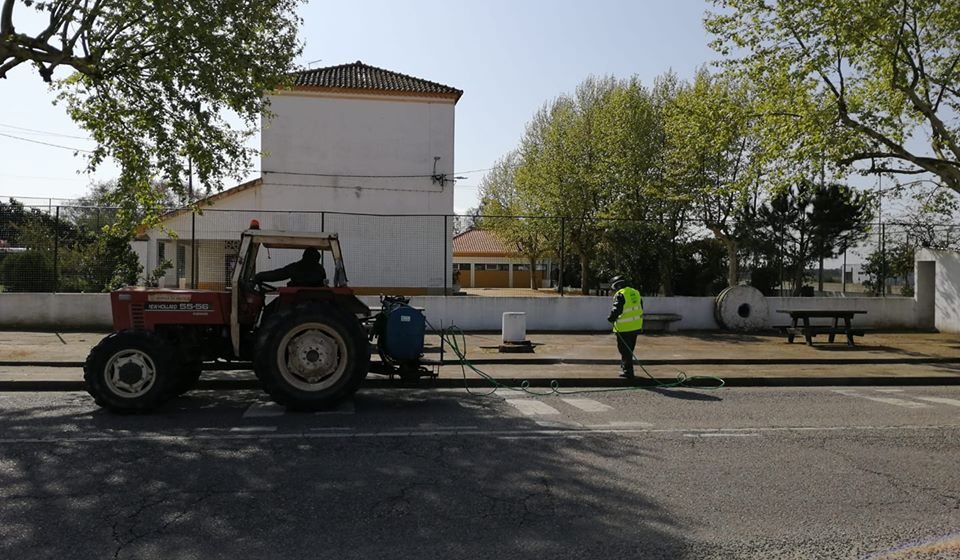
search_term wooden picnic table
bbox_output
[776,309,868,346]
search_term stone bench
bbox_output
[643,313,682,332]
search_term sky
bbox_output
[0,0,717,212]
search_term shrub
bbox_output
[0,251,55,292]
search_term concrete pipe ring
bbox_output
[715,286,769,331]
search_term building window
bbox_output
[514,264,531,272]
[157,242,166,263]
[481,264,509,271]
[457,263,472,271]
[176,245,186,279]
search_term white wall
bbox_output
[0,293,112,329]
[916,249,960,332]
[260,91,455,215]
[0,294,924,332]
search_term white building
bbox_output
[139,61,462,294]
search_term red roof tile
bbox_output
[453,229,517,256]
[292,61,462,101]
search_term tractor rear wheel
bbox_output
[83,330,178,412]
[254,303,369,410]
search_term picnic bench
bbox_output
[776,309,868,346]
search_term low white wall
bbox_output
[765,297,920,329]
[359,296,720,331]
[0,293,112,329]
[0,293,922,332]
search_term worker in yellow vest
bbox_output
[607,276,643,379]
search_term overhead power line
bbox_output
[0,122,92,140]
[0,131,93,153]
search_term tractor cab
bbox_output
[231,228,369,358]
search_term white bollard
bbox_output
[502,312,527,343]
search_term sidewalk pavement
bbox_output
[1,330,959,390]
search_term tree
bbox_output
[707,1,960,194]
[478,152,552,290]
[809,182,874,291]
[663,69,758,287]
[1,0,304,225]
[754,180,873,294]
[515,78,619,294]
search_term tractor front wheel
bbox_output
[83,331,179,412]
[254,303,369,410]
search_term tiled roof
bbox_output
[453,229,517,256]
[292,61,463,101]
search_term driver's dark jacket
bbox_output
[255,260,326,287]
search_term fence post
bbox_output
[880,221,886,297]
[559,217,565,297]
[52,206,60,293]
[193,211,198,289]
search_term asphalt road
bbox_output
[0,386,958,559]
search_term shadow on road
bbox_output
[0,390,697,559]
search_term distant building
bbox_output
[452,229,551,289]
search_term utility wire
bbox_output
[0,122,91,140]
[0,131,93,153]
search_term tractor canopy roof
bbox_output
[241,230,341,251]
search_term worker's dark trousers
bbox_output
[616,330,639,374]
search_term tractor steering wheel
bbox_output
[256,280,279,294]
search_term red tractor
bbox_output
[84,227,373,412]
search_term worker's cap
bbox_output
[610,275,627,289]
[302,248,321,262]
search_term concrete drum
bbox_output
[715,286,769,331]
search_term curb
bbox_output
[2,376,959,392]
[5,357,960,368]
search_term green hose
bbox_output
[432,322,724,396]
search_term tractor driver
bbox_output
[254,248,327,288]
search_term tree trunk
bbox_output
[724,237,738,287]
[580,253,590,295]
[529,256,538,290]
[817,255,824,293]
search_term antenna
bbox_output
[306,59,323,69]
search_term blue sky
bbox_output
[0,0,716,211]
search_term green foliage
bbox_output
[1,0,305,227]
[753,180,874,294]
[707,0,960,193]
[0,251,55,292]
[862,241,915,296]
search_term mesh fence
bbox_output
[1,202,957,297]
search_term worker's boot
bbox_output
[619,362,635,379]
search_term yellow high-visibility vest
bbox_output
[613,287,644,333]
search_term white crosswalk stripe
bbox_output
[912,396,960,408]
[242,400,355,418]
[832,390,931,409]
[242,402,286,418]
[561,398,613,413]
[505,399,561,416]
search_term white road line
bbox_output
[832,390,931,409]
[229,426,277,433]
[505,399,560,416]
[913,396,960,408]
[1,424,957,444]
[586,421,654,428]
[242,403,285,418]
[685,433,759,438]
[561,398,613,413]
[874,388,904,393]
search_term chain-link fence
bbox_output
[1,201,957,297]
